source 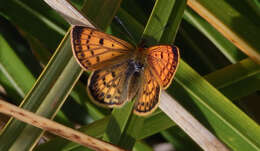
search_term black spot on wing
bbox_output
[99,38,104,45]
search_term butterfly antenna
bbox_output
[114,16,137,45]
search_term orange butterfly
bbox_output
[71,26,180,116]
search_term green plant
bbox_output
[0,0,260,150]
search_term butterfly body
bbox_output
[71,26,179,116]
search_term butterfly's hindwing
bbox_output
[87,60,135,107]
[134,67,161,116]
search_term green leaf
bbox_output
[141,0,176,46]
[187,0,260,64]
[170,60,260,151]
[160,0,187,43]
[81,0,122,30]
[0,0,66,50]
[137,112,174,139]
[161,126,202,151]
[133,141,153,151]
[103,101,134,144]
[205,58,260,100]
[0,34,35,98]
[183,7,246,63]
[0,31,83,150]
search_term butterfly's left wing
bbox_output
[133,67,161,116]
[71,26,135,71]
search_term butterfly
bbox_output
[71,26,180,116]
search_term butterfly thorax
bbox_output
[126,59,144,75]
[134,46,149,63]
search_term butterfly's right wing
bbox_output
[146,45,179,89]
[87,61,132,108]
[71,26,135,71]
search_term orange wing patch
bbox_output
[134,68,161,116]
[71,26,135,71]
[146,45,179,89]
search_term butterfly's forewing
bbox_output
[87,61,132,108]
[134,68,161,116]
[146,45,179,89]
[71,26,135,71]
